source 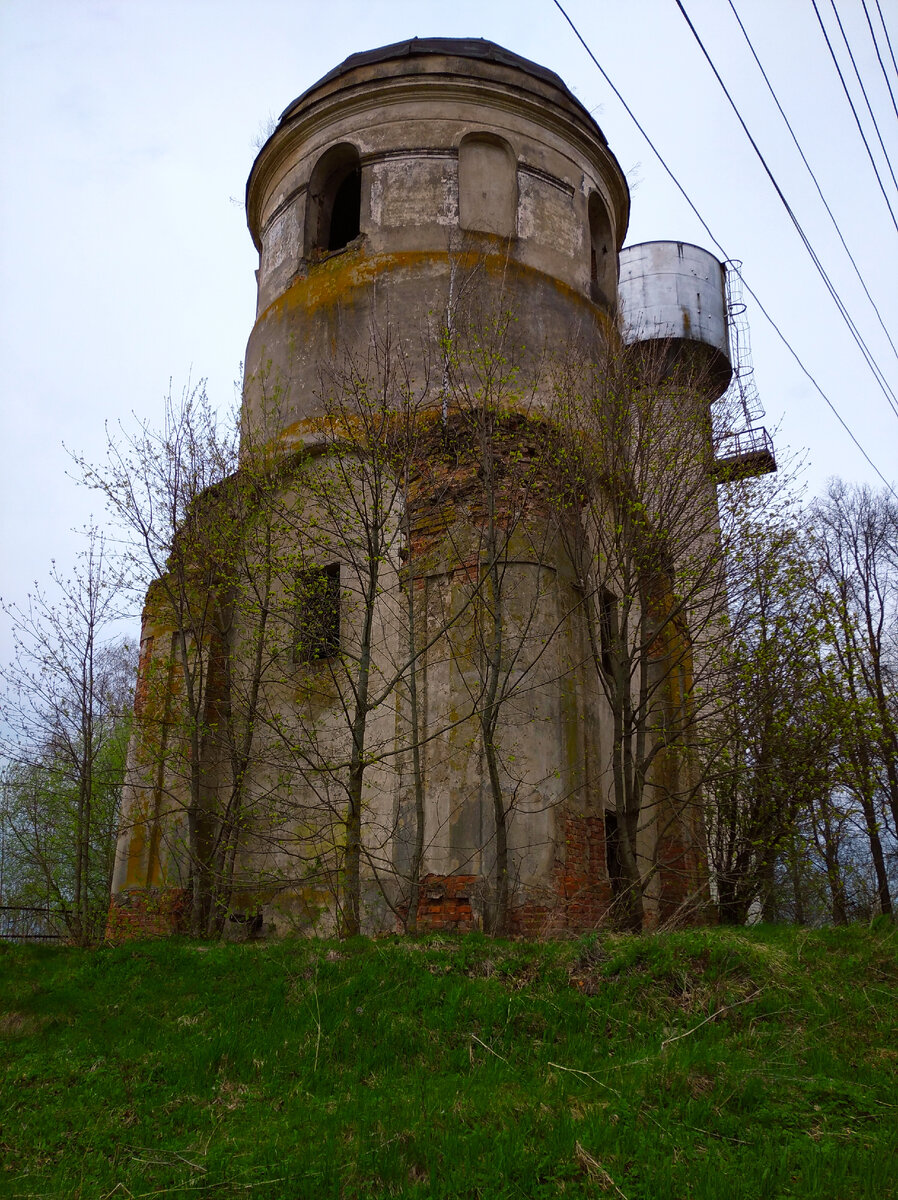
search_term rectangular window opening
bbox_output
[599,589,617,677]
[294,563,340,663]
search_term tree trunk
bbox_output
[612,606,644,932]
[342,555,378,938]
[402,487,427,934]
[716,873,753,925]
[859,791,892,917]
[483,724,509,934]
[813,796,848,925]
[789,839,806,926]
[853,739,892,917]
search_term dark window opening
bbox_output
[590,240,610,306]
[599,589,617,677]
[605,810,624,898]
[294,564,340,662]
[327,167,361,251]
[306,144,361,259]
[588,192,613,308]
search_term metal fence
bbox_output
[0,906,69,943]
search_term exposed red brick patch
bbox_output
[404,813,621,936]
[410,873,479,932]
[656,831,710,926]
[551,813,614,930]
[106,888,188,943]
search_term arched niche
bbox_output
[588,191,615,308]
[305,143,362,257]
[458,133,517,236]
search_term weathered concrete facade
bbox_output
[244,38,627,441]
[110,40,717,939]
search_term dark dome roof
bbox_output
[279,37,584,124]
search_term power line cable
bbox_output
[549,0,897,498]
[874,0,898,83]
[827,0,898,191]
[811,0,898,235]
[728,0,898,368]
[675,0,898,421]
[862,0,898,124]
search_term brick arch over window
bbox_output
[458,133,517,236]
[588,191,615,308]
[305,143,361,257]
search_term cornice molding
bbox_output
[247,72,629,251]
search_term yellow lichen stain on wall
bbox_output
[123,818,148,888]
[252,247,617,335]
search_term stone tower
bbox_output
[110,39,731,940]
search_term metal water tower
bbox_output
[618,240,776,477]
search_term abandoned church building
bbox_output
[108,38,775,940]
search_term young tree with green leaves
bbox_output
[705,510,835,925]
[812,480,897,917]
[236,329,450,936]
[550,334,749,930]
[0,529,135,944]
[437,273,572,934]
[73,384,259,935]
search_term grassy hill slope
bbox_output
[1,925,896,1199]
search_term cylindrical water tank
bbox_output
[617,241,731,397]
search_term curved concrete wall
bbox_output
[242,42,630,441]
[109,43,714,942]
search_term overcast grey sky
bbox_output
[1,0,896,661]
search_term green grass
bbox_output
[1,924,895,1199]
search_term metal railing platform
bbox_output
[713,425,777,479]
